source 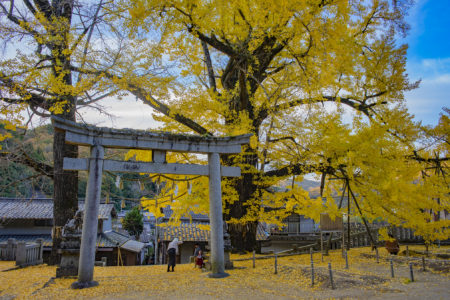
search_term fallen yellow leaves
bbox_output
[0,246,448,299]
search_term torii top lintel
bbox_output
[51,116,251,154]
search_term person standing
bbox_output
[195,250,205,269]
[193,243,201,257]
[167,238,183,272]
[193,243,201,266]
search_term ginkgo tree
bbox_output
[115,0,446,251]
[2,0,446,254]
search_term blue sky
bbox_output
[403,0,450,125]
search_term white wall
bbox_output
[102,216,112,232]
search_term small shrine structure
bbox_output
[52,116,251,288]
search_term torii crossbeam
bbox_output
[52,116,251,288]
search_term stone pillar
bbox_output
[36,239,44,264]
[208,152,228,278]
[15,241,26,266]
[72,144,104,289]
[7,238,16,261]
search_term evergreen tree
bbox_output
[122,206,144,240]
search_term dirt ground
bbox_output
[0,246,448,299]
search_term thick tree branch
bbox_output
[410,151,449,164]
[201,41,217,93]
[188,26,236,57]
[264,162,336,178]
[23,0,37,15]
[257,94,387,124]
[34,0,53,19]
[0,72,52,110]
[268,136,298,144]
[128,83,213,136]
[1,147,54,178]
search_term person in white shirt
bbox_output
[167,238,183,272]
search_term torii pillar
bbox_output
[208,152,226,277]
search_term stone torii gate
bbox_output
[52,117,251,288]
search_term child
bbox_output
[195,250,204,268]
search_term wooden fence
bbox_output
[270,226,422,256]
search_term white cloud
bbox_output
[404,73,449,125]
[422,73,450,85]
[78,95,161,130]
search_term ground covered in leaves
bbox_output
[0,246,448,299]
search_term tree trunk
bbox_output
[48,0,79,265]
[223,150,259,252]
[49,109,79,265]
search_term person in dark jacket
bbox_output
[167,238,183,272]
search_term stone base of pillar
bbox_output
[71,281,99,289]
[56,250,79,278]
[224,251,234,270]
[207,272,230,278]
[57,211,82,278]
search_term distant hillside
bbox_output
[295,179,321,191]
[0,124,157,206]
[278,178,321,198]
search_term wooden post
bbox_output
[347,184,351,251]
[328,263,335,289]
[320,232,324,255]
[344,250,349,269]
[311,259,314,286]
[252,250,255,268]
[422,256,426,271]
[375,247,379,263]
[406,245,409,257]
[72,144,104,289]
[207,152,228,278]
[409,263,414,282]
[274,254,278,274]
[390,258,394,278]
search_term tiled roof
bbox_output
[99,231,145,252]
[159,222,268,242]
[161,206,209,221]
[0,198,116,220]
[0,198,53,220]
[79,203,117,219]
[121,240,145,253]
[97,233,120,248]
[160,222,210,242]
[101,231,131,247]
